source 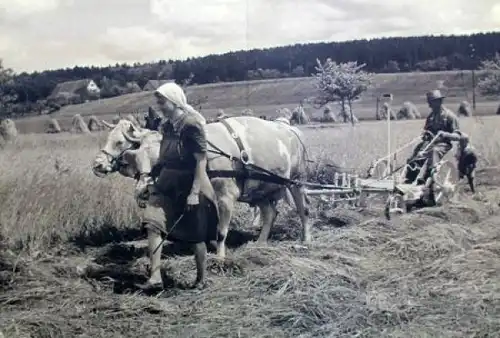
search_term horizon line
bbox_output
[12,30,497,75]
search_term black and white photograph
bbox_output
[0,1,499,337]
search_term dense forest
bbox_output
[1,31,500,117]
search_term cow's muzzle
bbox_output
[92,165,109,178]
[92,159,113,178]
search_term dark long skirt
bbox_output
[166,192,219,244]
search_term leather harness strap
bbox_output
[208,119,251,196]
[203,119,300,205]
[219,118,249,164]
[205,119,297,186]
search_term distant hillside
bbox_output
[15,70,500,134]
[3,31,500,119]
[55,70,486,116]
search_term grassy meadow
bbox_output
[1,115,500,337]
[14,70,500,134]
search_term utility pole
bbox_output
[469,44,476,110]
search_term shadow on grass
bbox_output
[71,221,258,250]
[70,223,145,249]
[83,243,192,295]
[83,227,257,295]
[92,227,257,264]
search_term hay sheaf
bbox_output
[0,118,18,142]
[378,102,397,120]
[46,118,62,133]
[380,102,396,120]
[70,114,90,134]
[87,115,103,131]
[322,106,337,122]
[216,109,227,121]
[111,115,121,124]
[398,101,421,119]
[340,103,359,124]
[241,108,254,116]
[277,107,292,119]
[458,100,473,117]
[291,105,309,124]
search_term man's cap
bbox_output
[426,89,446,101]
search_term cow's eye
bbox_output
[116,141,123,146]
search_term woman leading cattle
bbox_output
[135,82,219,290]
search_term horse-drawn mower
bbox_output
[302,130,473,219]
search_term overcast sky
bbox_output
[0,0,499,73]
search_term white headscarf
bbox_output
[154,82,206,128]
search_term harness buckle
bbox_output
[240,150,250,165]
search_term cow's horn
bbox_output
[122,131,141,144]
[136,129,150,137]
[101,120,116,129]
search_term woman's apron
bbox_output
[149,118,219,244]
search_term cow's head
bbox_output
[91,119,151,178]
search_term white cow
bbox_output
[92,116,310,288]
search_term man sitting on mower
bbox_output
[404,89,462,185]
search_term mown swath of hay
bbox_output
[46,118,62,133]
[70,114,90,134]
[458,100,473,117]
[0,118,17,142]
[4,192,500,338]
[87,115,103,131]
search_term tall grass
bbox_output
[0,132,140,252]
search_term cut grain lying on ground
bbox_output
[1,116,500,337]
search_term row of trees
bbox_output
[1,32,500,118]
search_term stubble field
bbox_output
[1,116,500,337]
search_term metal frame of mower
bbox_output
[365,130,460,218]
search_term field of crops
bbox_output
[1,116,500,337]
